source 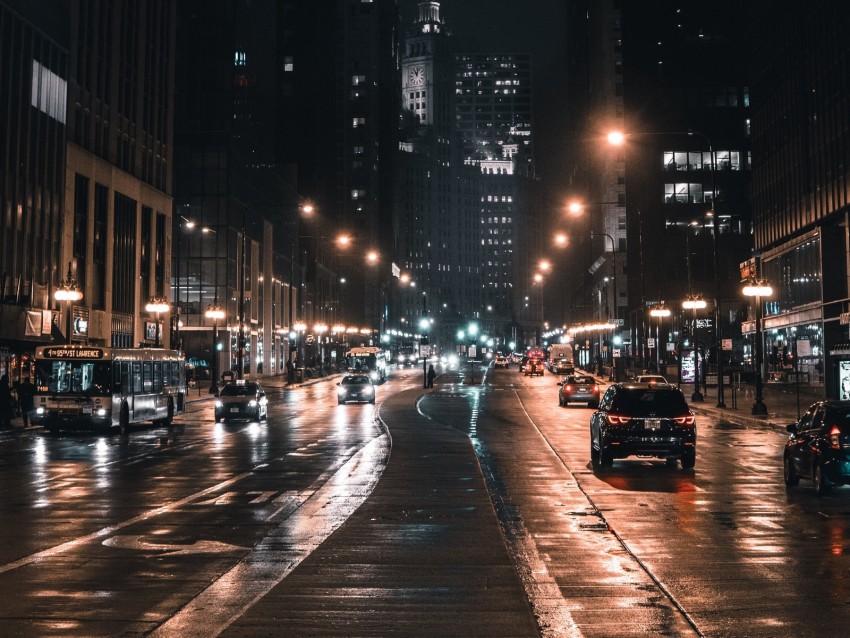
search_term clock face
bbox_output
[408,66,425,86]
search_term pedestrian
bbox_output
[427,364,436,388]
[0,374,13,428]
[16,376,36,427]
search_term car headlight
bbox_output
[370,371,379,380]
[338,387,347,395]
[248,400,258,407]
[364,386,374,395]
[398,355,405,363]
[97,408,107,417]
[36,407,45,415]
[214,400,223,408]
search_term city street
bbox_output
[0,364,848,637]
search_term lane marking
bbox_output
[148,432,390,638]
[103,535,246,556]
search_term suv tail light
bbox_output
[564,384,573,392]
[830,425,841,449]
[673,415,696,426]
[592,385,600,394]
[606,414,632,425]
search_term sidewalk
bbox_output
[689,380,820,431]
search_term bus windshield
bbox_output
[34,360,112,395]
[348,354,377,371]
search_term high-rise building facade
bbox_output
[396,1,483,346]
[0,1,68,379]
[750,1,850,398]
[568,0,753,374]
[455,53,539,343]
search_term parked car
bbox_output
[214,381,268,422]
[590,383,696,470]
[784,400,850,495]
[558,375,600,407]
[337,374,376,405]
[633,374,669,385]
[494,355,509,369]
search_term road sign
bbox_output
[722,338,733,351]
[647,338,656,348]
[613,349,621,358]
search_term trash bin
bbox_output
[295,367,305,383]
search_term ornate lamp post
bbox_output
[145,297,170,347]
[683,294,708,401]
[54,262,83,344]
[649,304,671,373]
[205,304,225,392]
[743,277,773,416]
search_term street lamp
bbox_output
[54,262,83,344]
[145,297,170,347]
[205,304,225,392]
[682,294,708,402]
[467,322,478,384]
[742,277,773,416]
[649,304,671,373]
[609,128,726,407]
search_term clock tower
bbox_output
[401,2,452,136]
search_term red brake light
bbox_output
[592,385,599,394]
[565,385,573,392]
[673,415,696,426]
[606,414,632,425]
[830,425,841,449]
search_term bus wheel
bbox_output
[119,404,130,435]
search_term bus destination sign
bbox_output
[42,347,106,360]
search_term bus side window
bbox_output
[143,362,153,393]
[122,362,131,394]
[133,362,142,394]
[162,362,171,387]
[153,362,163,392]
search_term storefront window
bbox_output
[762,238,821,317]
[764,324,823,387]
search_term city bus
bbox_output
[345,346,388,382]
[32,345,187,434]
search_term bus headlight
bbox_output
[370,371,379,381]
[36,407,45,415]
[97,408,107,417]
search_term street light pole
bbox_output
[743,277,772,416]
[683,295,707,402]
[54,262,83,345]
[237,212,246,380]
[205,304,224,393]
[145,297,169,347]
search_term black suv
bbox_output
[784,400,850,495]
[590,383,696,470]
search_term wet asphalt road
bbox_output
[0,364,849,636]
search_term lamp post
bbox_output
[649,304,671,373]
[683,295,707,401]
[743,277,773,416]
[145,297,170,347]
[205,304,225,392]
[54,262,83,344]
[467,322,478,384]
[293,320,307,369]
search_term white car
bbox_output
[634,374,669,385]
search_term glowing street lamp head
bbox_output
[607,130,626,146]
[554,232,568,247]
[336,234,351,248]
[301,202,315,215]
[742,279,773,297]
[533,273,544,283]
[567,201,584,215]
[538,259,552,272]
[366,250,379,265]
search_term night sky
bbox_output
[400,0,571,193]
